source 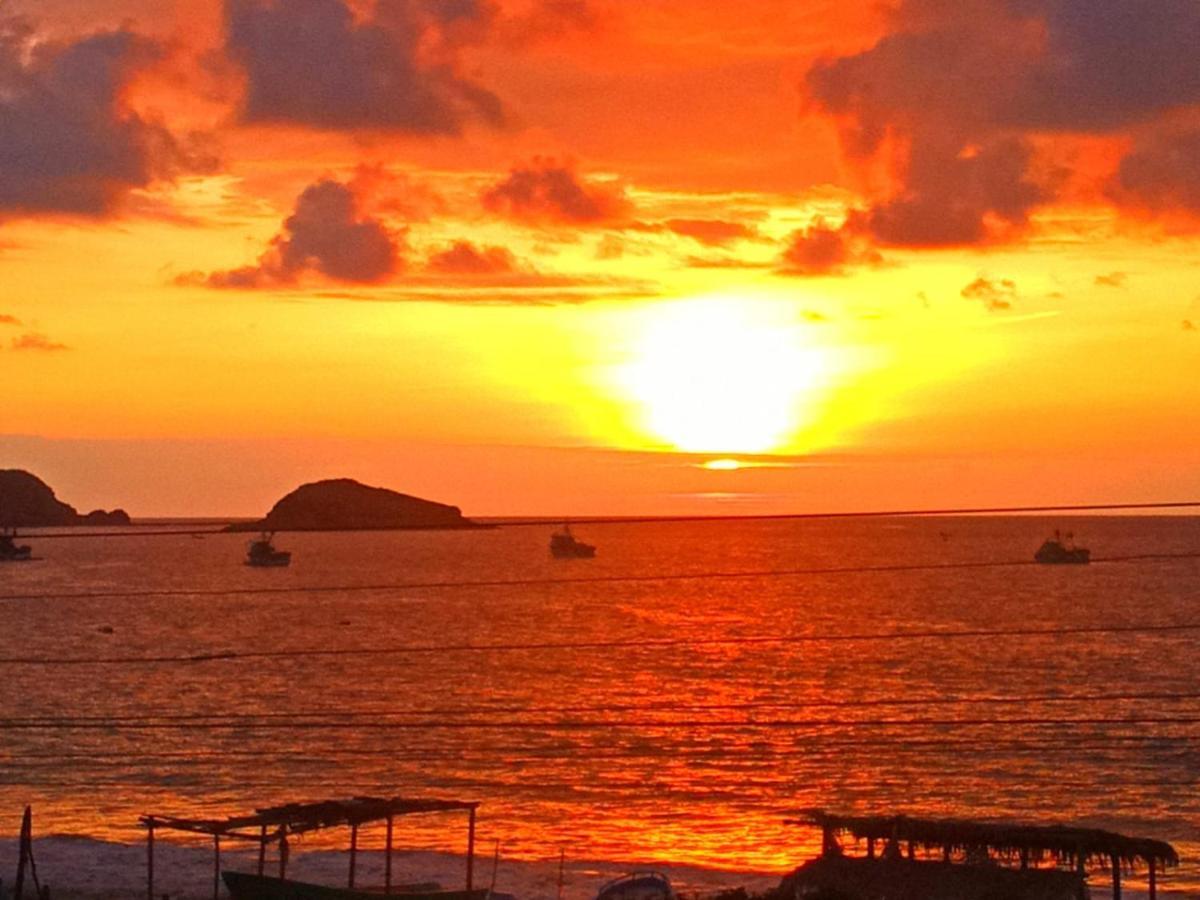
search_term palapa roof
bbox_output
[790,809,1179,870]
[141,795,478,842]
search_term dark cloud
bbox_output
[224,0,504,133]
[10,333,69,352]
[1111,126,1200,215]
[426,241,518,275]
[0,17,210,218]
[663,218,758,246]
[1094,271,1127,288]
[193,178,401,287]
[805,0,1200,243]
[482,159,630,225]
[961,276,1016,311]
[778,220,882,276]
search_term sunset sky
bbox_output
[1,0,1198,517]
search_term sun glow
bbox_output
[614,295,835,454]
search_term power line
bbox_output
[2,619,1198,666]
[5,689,1200,724]
[495,500,1200,527]
[17,498,1200,540]
[2,734,1196,763]
[4,714,1200,731]
[2,551,1199,607]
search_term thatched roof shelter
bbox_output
[141,796,478,841]
[788,809,1180,900]
[140,796,480,900]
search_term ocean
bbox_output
[1,516,1197,898]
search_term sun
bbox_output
[614,295,832,454]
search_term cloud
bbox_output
[805,0,1200,243]
[0,314,20,326]
[10,333,69,351]
[1094,271,1127,288]
[0,16,211,218]
[777,220,882,276]
[961,276,1017,311]
[482,159,630,225]
[192,177,401,287]
[662,218,758,246]
[1183,319,1196,332]
[426,241,518,275]
[223,0,504,133]
[1111,125,1200,215]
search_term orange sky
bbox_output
[1,0,1198,516]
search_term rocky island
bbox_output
[227,478,479,532]
[0,469,131,527]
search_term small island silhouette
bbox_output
[225,478,480,532]
[0,469,131,527]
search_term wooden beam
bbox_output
[385,816,394,896]
[146,817,155,900]
[16,806,31,900]
[257,826,266,877]
[213,835,221,900]
[466,807,476,892]
[1111,853,1122,900]
[279,828,289,881]
[1148,858,1157,900]
[349,824,358,889]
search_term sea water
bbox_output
[1,517,1197,898]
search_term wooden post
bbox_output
[16,806,32,900]
[257,826,266,877]
[213,835,221,900]
[385,816,394,895]
[1148,858,1157,900]
[146,818,155,900]
[1111,854,1122,900]
[466,808,476,892]
[556,848,565,900]
[349,824,358,889]
[1020,848,1029,870]
[821,824,833,857]
[279,828,289,880]
[1075,849,1087,900]
[866,837,874,859]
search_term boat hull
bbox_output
[223,873,492,900]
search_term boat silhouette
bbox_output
[246,532,292,567]
[1034,530,1090,565]
[550,524,596,559]
[0,528,33,562]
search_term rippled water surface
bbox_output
[1,517,1197,895]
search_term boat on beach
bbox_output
[0,528,33,562]
[223,872,492,900]
[550,524,596,559]
[1034,530,1090,565]
[246,532,291,567]
[595,872,675,900]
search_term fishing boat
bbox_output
[246,532,291,567]
[550,524,596,559]
[595,872,675,900]
[1034,530,1090,565]
[223,873,491,900]
[0,528,33,562]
